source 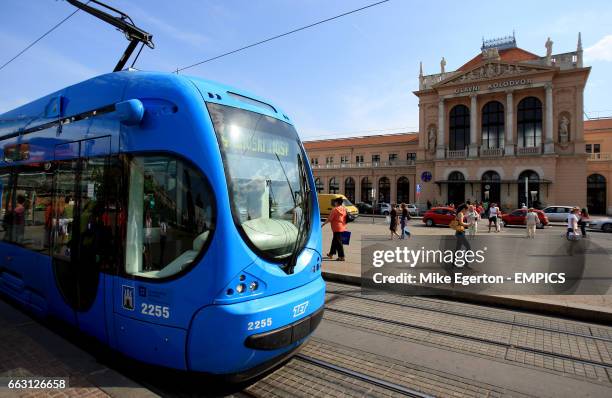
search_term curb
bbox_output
[322,271,612,325]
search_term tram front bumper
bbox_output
[245,307,324,350]
[186,276,325,375]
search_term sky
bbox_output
[1,0,612,141]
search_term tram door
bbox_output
[52,136,114,343]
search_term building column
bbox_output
[469,94,478,158]
[505,90,515,155]
[355,176,361,203]
[390,175,398,204]
[575,84,585,151]
[544,83,555,153]
[436,99,445,159]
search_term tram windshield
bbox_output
[207,103,312,261]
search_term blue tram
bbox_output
[0,71,324,379]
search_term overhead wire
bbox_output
[175,0,390,72]
[0,3,88,72]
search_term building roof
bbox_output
[584,118,612,132]
[303,132,418,150]
[458,47,540,72]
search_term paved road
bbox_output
[3,280,612,397]
[127,281,612,397]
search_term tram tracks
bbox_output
[325,286,612,344]
[325,305,612,371]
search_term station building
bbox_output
[304,35,612,215]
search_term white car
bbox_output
[376,202,392,215]
[542,206,574,222]
[406,204,419,217]
[588,218,612,233]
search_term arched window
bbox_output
[481,170,501,204]
[517,97,542,148]
[518,170,540,208]
[378,177,390,203]
[361,177,372,203]
[449,105,470,151]
[447,171,465,205]
[397,177,410,204]
[344,177,355,203]
[587,174,607,214]
[481,101,504,149]
[315,178,323,193]
[328,177,339,194]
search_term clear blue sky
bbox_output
[1,0,612,140]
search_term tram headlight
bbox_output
[249,281,258,291]
[236,283,246,294]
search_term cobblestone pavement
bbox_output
[0,299,157,398]
[322,217,612,314]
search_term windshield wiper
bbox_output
[287,153,310,274]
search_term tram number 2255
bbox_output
[141,303,170,319]
[248,317,272,331]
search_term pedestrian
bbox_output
[450,204,470,267]
[526,207,538,238]
[496,207,504,232]
[566,207,580,240]
[321,198,347,261]
[466,204,479,238]
[488,203,499,233]
[579,208,590,238]
[389,203,400,240]
[400,203,411,239]
[427,200,432,210]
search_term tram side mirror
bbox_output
[114,99,145,125]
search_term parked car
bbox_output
[422,207,456,227]
[542,206,574,222]
[376,202,392,215]
[355,202,373,214]
[588,217,612,233]
[501,209,549,228]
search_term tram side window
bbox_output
[18,168,53,252]
[0,167,53,251]
[125,155,215,279]
[0,172,13,242]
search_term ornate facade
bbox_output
[304,35,612,215]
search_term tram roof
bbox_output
[0,70,292,139]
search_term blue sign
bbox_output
[421,171,432,182]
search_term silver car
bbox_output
[588,218,612,233]
[406,204,419,217]
[542,206,574,222]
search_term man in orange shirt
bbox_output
[321,198,347,261]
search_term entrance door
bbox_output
[587,174,606,214]
[447,171,465,205]
[52,136,113,343]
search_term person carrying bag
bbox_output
[321,198,347,261]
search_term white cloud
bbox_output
[585,34,612,62]
[143,15,210,48]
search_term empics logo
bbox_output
[122,285,135,311]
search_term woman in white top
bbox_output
[466,205,479,238]
[488,204,499,233]
[525,208,539,238]
[566,207,580,239]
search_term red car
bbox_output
[422,207,456,227]
[501,209,549,228]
